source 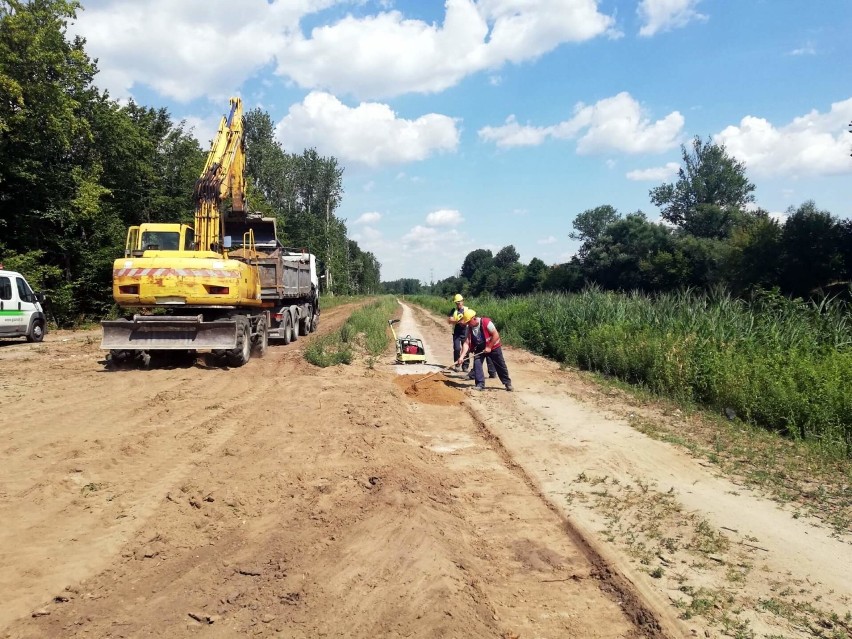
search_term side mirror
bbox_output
[223,236,232,249]
[35,292,47,304]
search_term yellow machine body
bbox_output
[111,223,261,307]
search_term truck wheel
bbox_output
[253,315,268,357]
[281,315,292,345]
[309,314,318,333]
[298,315,309,337]
[290,311,299,343]
[26,319,45,343]
[227,318,252,367]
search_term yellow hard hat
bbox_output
[461,308,476,323]
[453,294,464,303]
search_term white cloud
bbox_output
[276,0,618,99]
[400,225,468,255]
[714,97,852,177]
[72,0,617,102]
[376,225,473,281]
[351,225,384,242]
[626,161,680,181]
[68,0,325,102]
[479,115,549,147]
[637,0,707,37]
[426,209,464,226]
[537,235,558,245]
[790,43,816,56]
[355,211,382,225]
[181,114,222,148]
[274,91,460,167]
[479,92,684,154]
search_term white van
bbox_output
[0,269,47,342]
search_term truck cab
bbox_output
[0,268,47,342]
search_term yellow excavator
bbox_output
[101,97,271,367]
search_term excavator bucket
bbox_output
[101,315,237,351]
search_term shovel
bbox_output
[410,352,486,387]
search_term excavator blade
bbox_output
[101,315,237,351]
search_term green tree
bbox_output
[0,0,99,253]
[570,205,621,255]
[460,249,493,280]
[494,245,520,269]
[541,261,584,292]
[780,201,845,298]
[583,213,678,291]
[724,211,782,293]
[518,257,548,294]
[650,136,755,239]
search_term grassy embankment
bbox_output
[305,296,396,367]
[412,289,851,532]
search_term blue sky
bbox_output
[68,0,852,283]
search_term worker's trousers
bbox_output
[453,334,470,371]
[471,347,510,387]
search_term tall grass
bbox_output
[305,296,397,367]
[413,289,852,458]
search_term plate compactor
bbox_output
[388,319,427,364]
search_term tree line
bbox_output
[425,137,852,302]
[0,0,380,326]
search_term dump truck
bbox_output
[101,97,319,367]
[226,215,320,341]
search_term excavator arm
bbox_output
[193,97,246,252]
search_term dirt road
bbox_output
[0,301,849,638]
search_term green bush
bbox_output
[304,296,396,367]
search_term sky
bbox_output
[67,0,852,283]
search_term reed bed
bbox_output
[413,289,852,458]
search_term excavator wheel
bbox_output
[227,317,252,367]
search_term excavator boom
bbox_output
[193,97,247,252]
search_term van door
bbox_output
[15,275,39,337]
[0,274,25,336]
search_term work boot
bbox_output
[488,373,497,379]
[474,384,485,391]
[505,384,513,392]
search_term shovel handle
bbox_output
[411,352,486,386]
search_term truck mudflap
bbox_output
[101,315,237,350]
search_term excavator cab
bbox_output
[124,224,196,257]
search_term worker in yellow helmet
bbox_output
[455,308,512,392]
[447,294,469,372]
[448,293,496,376]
